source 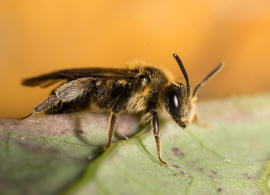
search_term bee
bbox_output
[21,54,223,166]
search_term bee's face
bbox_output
[164,84,196,128]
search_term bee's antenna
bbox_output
[192,62,223,97]
[173,54,190,97]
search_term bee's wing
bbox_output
[22,68,138,88]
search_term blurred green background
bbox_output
[0,0,270,117]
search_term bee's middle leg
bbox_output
[107,112,119,148]
[106,97,126,148]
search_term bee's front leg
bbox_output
[151,111,167,166]
[192,112,200,124]
[192,113,210,128]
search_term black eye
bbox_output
[167,90,180,117]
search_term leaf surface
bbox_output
[0,94,270,195]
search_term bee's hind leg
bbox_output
[20,95,59,121]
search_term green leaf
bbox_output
[1,94,270,195]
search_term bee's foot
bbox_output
[158,157,168,167]
[198,123,210,128]
[121,135,129,140]
[104,144,111,151]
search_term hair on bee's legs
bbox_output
[20,95,59,120]
[151,111,167,166]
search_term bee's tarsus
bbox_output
[159,157,168,167]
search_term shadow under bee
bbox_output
[70,113,142,150]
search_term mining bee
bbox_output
[21,54,223,166]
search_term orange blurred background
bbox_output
[1,1,270,117]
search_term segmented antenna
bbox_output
[173,54,190,97]
[192,62,224,97]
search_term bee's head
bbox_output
[164,83,195,128]
[165,53,223,128]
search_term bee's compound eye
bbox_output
[172,95,179,107]
[168,91,180,117]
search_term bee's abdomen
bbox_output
[45,92,92,114]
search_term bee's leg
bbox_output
[106,97,126,148]
[115,132,129,140]
[106,112,119,148]
[20,95,59,120]
[192,113,210,128]
[151,111,167,166]
[192,113,200,124]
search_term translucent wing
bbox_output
[22,68,138,88]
